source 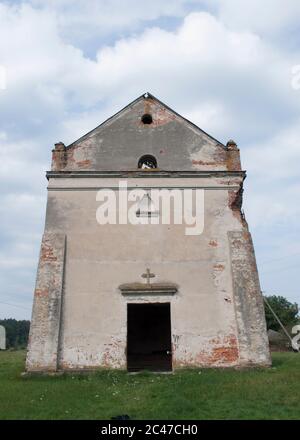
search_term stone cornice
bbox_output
[46,170,246,179]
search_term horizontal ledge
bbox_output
[119,283,178,295]
[47,170,246,179]
[48,186,241,191]
[121,290,177,296]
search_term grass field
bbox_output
[0,350,299,420]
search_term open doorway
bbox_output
[127,303,172,372]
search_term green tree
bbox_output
[0,319,30,349]
[264,295,299,331]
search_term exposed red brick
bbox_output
[62,146,92,170]
[140,99,176,127]
[228,188,243,211]
[51,149,67,171]
[76,159,91,168]
[228,187,248,226]
[173,334,239,367]
[191,147,227,168]
[226,149,242,171]
[192,160,216,166]
[213,263,225,271]
[35,289,49,297]
[209,334,239,364]
[40,241,57,263]
[211,346,239,362]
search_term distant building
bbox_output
[0,325,6,350]
[26,93,271,372]
[267,329,289,351]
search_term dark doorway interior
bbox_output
[127,303,172,372]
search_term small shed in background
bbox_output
[0,325,6,350]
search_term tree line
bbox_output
[0,319,30,349]
[264,295,299,332]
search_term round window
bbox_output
[141,114,153,124]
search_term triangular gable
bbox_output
[67,92,226,149]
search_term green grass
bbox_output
[0,350,299,419]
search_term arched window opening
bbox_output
[138,155,157,170]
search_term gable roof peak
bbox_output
[67,92,226,149]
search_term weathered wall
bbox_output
[26,94,270,371]
[229,231,270,366]
[26,233,66,371]
[25,174,270,371]
[54,177,240,369]
[51,95,239,173]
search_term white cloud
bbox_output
[243,120,300,181]
[27,0,300,46]
[1,5,299,141]
[29,0,190,44]
[216,0,300,39]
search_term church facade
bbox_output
[26,93,271,372]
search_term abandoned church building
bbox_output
[26,93,271,372]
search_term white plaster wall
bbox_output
[46,176,244,369]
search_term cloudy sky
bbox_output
[0,0,300,319]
